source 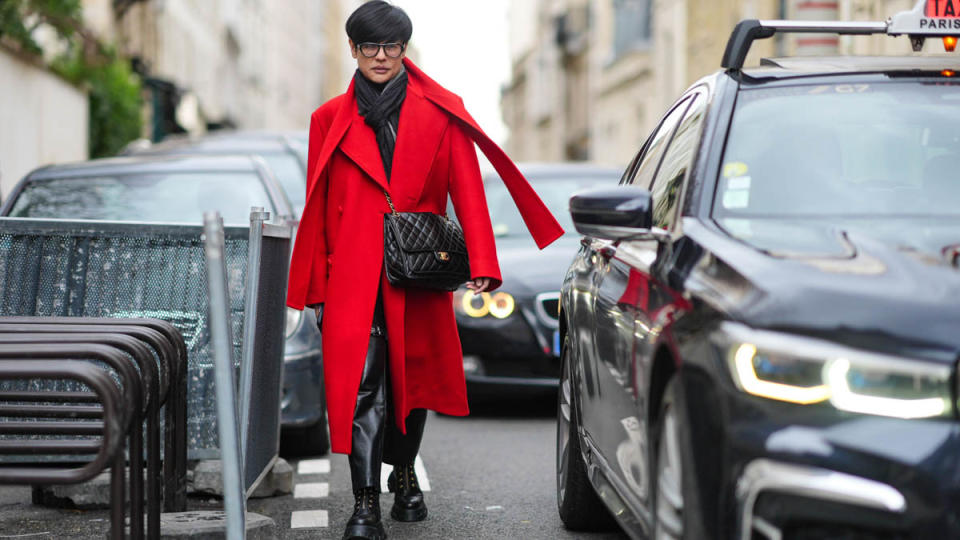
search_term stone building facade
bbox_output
[82,0,353,138]
[502,0,927,167]
[0,48,88,194]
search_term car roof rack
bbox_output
[721,0,960,70]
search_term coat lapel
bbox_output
[338,111,389,193]
[390,80,449,207]
[306,79,389,204]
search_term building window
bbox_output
[612,0,652,59]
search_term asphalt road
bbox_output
[0,394,628,539]
[257,395,627,539]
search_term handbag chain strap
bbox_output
[384,191,399,215]
[383,190,448,219]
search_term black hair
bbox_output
[346,1,413,45]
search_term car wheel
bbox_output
[556,335,616,531]
[652,378,695,539]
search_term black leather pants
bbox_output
[349,292,428,491]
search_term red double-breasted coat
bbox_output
[287,59,563,454]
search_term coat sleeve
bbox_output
[447,122,503,290]
[287,110,330,309]
[304,111,330,306]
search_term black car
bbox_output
[1,154,294,224]
[0,154,331,454]
[453,163,620,399]
[557,5,960,539]
[124,133,332,454]
[126,131,309,216]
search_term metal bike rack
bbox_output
[0,358,128,539]
[0,317,189,511]
[0,319,188,512]
[0,332,162,539]
[0,343,146,539]
[0,215,290,485]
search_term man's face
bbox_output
[350,39,406,84]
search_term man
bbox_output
[287,3,563,538]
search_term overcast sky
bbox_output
[391,0,511,145]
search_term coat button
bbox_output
[338,205,344,214]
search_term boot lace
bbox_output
[354,487,378,511]
[398,463,417,491]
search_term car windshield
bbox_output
[8,172,275,225]
[484,174,619,237]
[715,81,960,219]
[258,151,306,207]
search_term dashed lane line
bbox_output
[297,458,330,475]
[290,509,329,529]
[293,482,329,499]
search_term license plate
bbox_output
[552,330,561,357]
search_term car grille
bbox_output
[535,292,560,328]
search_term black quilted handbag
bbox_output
[382,192,470,291]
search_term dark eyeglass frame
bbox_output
[356,42,406,59]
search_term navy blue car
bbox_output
[558,4,960,539]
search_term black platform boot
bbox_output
[343,487,386,540]
[387,463,427,522]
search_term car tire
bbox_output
[556,336,617,531]
[280,414,330,457]
[651,378,702,539]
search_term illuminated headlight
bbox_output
[454,290,516,319]
[285,307,303,339]
[719,323,952,419]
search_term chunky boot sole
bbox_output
[342,522,387,540]
[390,503,428,522]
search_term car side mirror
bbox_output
[569,187,668,242]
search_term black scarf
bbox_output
[354,68,408,181]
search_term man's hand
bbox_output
[313,304,323,331]
[466,277,493,293]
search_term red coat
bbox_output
[287,59,563,454]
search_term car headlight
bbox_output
[285,307,303,339]
[454,290,516,319]
[719,322,952,419]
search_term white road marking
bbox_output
[290,510,328,529]
[380,455,431,492]
[414,455,431,491]
[297,459,330,475]
[293,482,329,499]
[486,505,503,511]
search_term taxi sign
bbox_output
[927,0,960,18]
[721,0,960,70]
[890,0,960,35]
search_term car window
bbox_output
[622,96,692,187]
[258,151,306,207]
[8,172,275,225]
[715,81,960,218]
[650,93,706,229]
[483,174,620,237]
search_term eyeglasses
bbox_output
[356,42,405,59]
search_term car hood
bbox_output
[494,235,580,296]
[687,217,960,361]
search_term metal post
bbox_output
[203,212,246,540]
[239,207,269,469]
